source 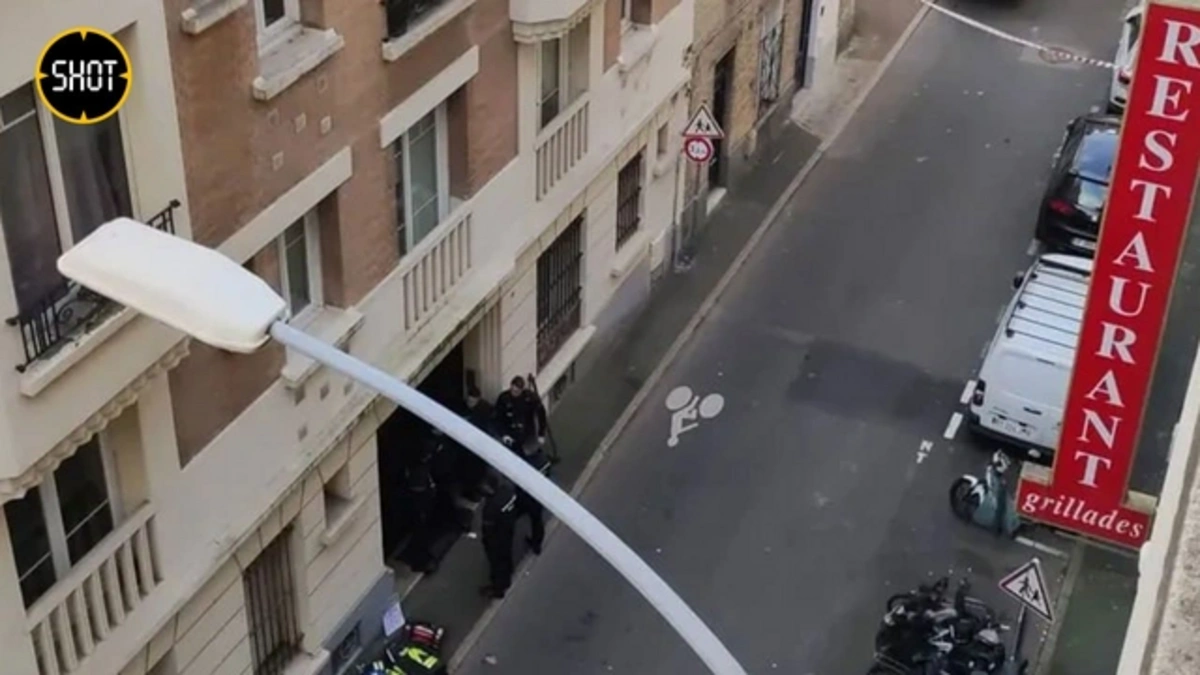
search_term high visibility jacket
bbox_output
[392,645,443,673]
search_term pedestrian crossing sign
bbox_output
[683,105,724,139]
[998,557,1054,623]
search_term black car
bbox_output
[1034,114,1119,257]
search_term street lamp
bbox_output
[59,218,748,675]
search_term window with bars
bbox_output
[244,528,301,675]
[536,217,583,369]
[615,153,643,249]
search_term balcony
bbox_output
[510,0,591,32]
[535,97,590,200]
[26,505,161,675]
[5,201,182,373]
[399,208,473,335]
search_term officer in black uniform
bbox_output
[494,376,548,451]
[401,445,438,573]
[501,435,551,555]
[479,474,518,599]
[458,385,493,501]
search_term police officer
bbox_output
[458,385,493,501]
[494,376,548,451]
[501,435,550,555]
[479,473,518,599]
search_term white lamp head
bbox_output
[57,218,288,353]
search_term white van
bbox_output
[968,253,1091,464]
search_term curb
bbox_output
[447,3,932,668]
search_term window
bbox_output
[255,0,301,50]
[244,528,301,675]
[384,0,448,40]
[536,216,583,368]
[0,83,132,314]
[392,106,449,256]
[622,0,652,27]
[277,211,322,320]
[323,464,354,526]
[656,122,669,160]
[616,153,643,249]
[538,21,590,129]
[3,436,120,608]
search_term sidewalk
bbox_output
[1038,545,1138,675]
[397,0,920,658]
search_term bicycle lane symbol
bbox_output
[665,385,725,447]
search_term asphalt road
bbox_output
[455,1,1149,672]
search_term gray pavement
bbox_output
[453,1,1134,673]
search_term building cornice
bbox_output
[511,0,602,43]
[0,339,191,502]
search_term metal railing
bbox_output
[616,154,643,249]
[244,528,302,675]
[5,200,181,372]
[383,0,445,40]
[536,217,583,369]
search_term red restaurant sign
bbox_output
[1016,1,1200,549]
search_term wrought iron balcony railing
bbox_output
[382,0,446,40]
[5,200,182,373]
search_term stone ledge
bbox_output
[252,28,344,102]
[180,0,248,35]
[381,0,475,63]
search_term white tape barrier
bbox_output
[921,0,1117,70]
[1117,342,1200,673]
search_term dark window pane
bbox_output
[55,438,113,565]
[0,86,65,312]
[393,143,408,255]
[53,115,132,244]
[263,0,286,25]
[3,487,56,607]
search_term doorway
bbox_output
[376,344,467,571]
[708,49,734,189]
[795,0,816,88]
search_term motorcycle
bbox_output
[949,450,1022,537]
[873,578,1007,673]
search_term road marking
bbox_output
[943,412,964,439]
[1026,239,1039,256]
[917,439,933,464]
[1015,535,1069,560]
[960,379,976,405]
[665,386,725,447]
[921,0,1115,70]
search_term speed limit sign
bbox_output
[683,136,714,163]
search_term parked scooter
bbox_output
[873,577,1008,673]
[949,450,1021,537]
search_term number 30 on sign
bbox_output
[683,136,714,163]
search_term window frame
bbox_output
[393,104,450,255]
[5,434,121,606]
[254,0,302,53]
[620,0,633,28]
[615,152,644,249]
[1,84,136,254]
[538,37,565,130]
[277,209,323,324]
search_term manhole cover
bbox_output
[1038,46,1077,64]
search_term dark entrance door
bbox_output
[376,344,466,568]
[708,49,733,188]
[795,0,816,87]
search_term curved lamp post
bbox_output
[58,218,748,675]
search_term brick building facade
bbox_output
[0,0,694,673]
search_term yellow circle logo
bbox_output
[34,27,132,125]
